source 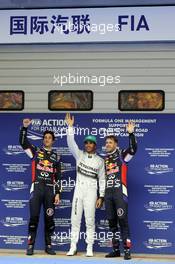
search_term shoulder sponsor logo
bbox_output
[50,154,57,161]
[38,152,44,158]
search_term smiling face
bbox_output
[84,141,96,153]
[105,136,118,153]
[43,133,54,149]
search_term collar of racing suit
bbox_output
[107,147,119,156]
[84,151,97,156]
[43,146,52,153]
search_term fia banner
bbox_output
[0,6,174,43]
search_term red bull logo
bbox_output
[37,160,54,173]
[39,160,52,167]
[106,163,119,175]
[107,163,116,170]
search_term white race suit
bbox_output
[67,126,106,246]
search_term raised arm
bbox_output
[65,113,81,160]
[122,121,137,162]
[19,119,37,159]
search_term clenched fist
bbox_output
[23,119,32,128]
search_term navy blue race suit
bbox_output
[104,133,137,250]
[19,127,61,246]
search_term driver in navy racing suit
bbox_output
[104,121,137,260]
[19,118,61,256]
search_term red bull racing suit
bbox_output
[104,133,137,250]
[19,127,61,246]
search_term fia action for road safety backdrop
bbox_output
[0,113,175,254]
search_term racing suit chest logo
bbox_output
[36,151,55,174]
[105,153,122,188]
[105,155,121,176]
[77,158,99,179]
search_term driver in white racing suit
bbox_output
[65,113,105,257]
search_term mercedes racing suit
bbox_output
[19,127,61,246]
[104,133,137,250]
[67,126,105,246]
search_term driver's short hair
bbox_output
[43,130,55,141]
